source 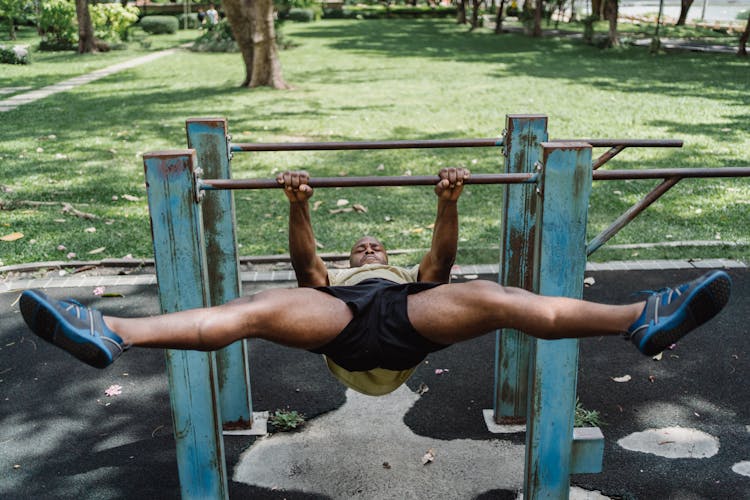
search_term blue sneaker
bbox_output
[20,289,128,368]
[627,270,732,356]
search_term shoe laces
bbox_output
[632,283,687,305]
[60,299,89,321]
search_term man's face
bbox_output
[349,236,388,267]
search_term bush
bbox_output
[286,8,315,22]
[139,15,178,34]
[0,44,30,64]
[737,9,750,21]
[190,19,237,52]
[178,12,200,29]
[38,0,77,49]
[90,3,140,42]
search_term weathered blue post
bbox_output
[523,142,596,499]
[186,118,253,428]
[494,114,548,424]
[143,150,229,499]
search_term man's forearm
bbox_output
[429,199,459,267]
[288,201,327,285]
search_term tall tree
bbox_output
[0,0,21,40]
[223,0,289,89]
[470,0,481,29]
[739,15,750,56]
[457,0,468,24]
[604,0,618,46]
[75,0,96,53]
[494,0,507,33]
[532,0,543,37]
[676,0,694,25]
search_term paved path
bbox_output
[0,48,180,113]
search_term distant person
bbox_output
[19,168,732,397]
[206,4,219,29]
[197,7,206,28]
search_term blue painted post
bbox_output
[524,142,593,499]
[494,114,548,424]
[143,150,229,499]
[186,118,253,427]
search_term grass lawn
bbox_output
[1,19,748,269]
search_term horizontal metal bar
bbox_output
[592,167,750,180]
[230,138,683,152]
[200,167,749,191]
[199,173,538,190]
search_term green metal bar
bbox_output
[143,150,228,499]
[524,142,594,499]
[494,114,548,424]
[186,118,253,428]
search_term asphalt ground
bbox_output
[1,267,748,499]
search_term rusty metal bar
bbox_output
[229,138,682,152]
[199,172,538,190]
[592,145,626,170]
[592,167,750,180]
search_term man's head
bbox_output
[349,236,388,267]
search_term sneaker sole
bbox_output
[20,290,113,368]
[638,272,731,355]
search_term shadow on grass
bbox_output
[291,19,749,105]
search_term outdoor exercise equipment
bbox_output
[141,114,749,499]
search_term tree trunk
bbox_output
[249,0,289,89]
[604,0,618,46]
[75,0,97,53]
[532,0,543,36]
[457,0,468,24]
[738,15,750,56]
[591,0,602,20]
[494,0,506,33]
[470,0,481,29]
[223,0,255,87]
[676,0,694,25]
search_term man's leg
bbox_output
[407,270,731,354]
[20,288,352,368]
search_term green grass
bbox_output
[1,19,748,268]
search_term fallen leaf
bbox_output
[121,194,139,201]
[652,352,663,361]
[93,286,105,296]
[88,247,106,254]
[84,227,96,233]
[66,252,77,259]
[384,216,393,222]
[376,163,385,171]
[648,375,656,383]
[417,383,429,395]
[403,169,412,176]
[583,276,596,287]
[336,199,349,207]
[422,449,436,465]
[0,232,23,242]
[426,223,435,229]
[105,384,122,397]
[410,227,424,234]
[337,171,348,177]
[352,204,368,213]
[36,147,44,153]
[312,200,323,211]
[612,375,632,383]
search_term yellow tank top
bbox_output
[324,263,420,396]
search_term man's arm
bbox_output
[277,171,329,287]
[417,167,470,283]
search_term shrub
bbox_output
[139,15,178,35]
[0,44,30,64]
[190,19,237,52]
[90,3,140,42]
[737,9,750,21]
[178,12,200,29]
[38,0,77,49]
[286,7,315,22]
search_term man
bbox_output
[19,168,732,396]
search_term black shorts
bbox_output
[310,278,449,371]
